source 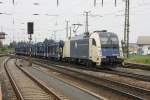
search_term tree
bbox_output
[9,41,16,48]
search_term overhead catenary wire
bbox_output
[2,0,150,44]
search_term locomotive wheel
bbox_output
[86,61,93,67]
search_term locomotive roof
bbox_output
[70,34,89,40]
[70,31,117,41]
[94,31,117,37]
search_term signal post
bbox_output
[27,22,34,66]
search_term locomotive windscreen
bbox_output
[99,32,119,48]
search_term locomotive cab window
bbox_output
[92,39,96,46]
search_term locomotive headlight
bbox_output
[117,56,120,58]
[117,56,123,58]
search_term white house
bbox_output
[137,36,150,55]
[129,43,138,55]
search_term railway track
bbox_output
[0,57,17,100]
[30,58,150,100]
[15,56,150,99]
[16,59,104,100]
[32,57,150,82]
[6,55,150,82]
[125,62,150,71]
[97,67,150,82]
[4,57,66,100]
[4,58,24,100]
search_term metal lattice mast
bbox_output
[124,0,130,57]
[127,0,130,58]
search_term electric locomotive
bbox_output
[63,30,124,66]
[15,30,124,67]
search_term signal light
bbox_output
[27,22,34,34]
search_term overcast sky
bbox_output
[0,0,150,44]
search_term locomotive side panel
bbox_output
[70,39,89,59]
[48,44,59,59]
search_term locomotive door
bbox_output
[91,38,99,63]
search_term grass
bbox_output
[126,55,150,64]
[0,57,4,64]
[0,46,15,54]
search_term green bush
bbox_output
[126,55,150,64]
[0,46,15,54]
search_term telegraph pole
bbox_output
[115,0,117,7]
[85,11,89,33]
[65,20,69,38]
[57,0,59,7]
[124,0,130,58]
[93,0,103,7]
[93,0,117,7]
[94,0,96,7]
[102,0,103,7]
[69,27,72,39]
[127,0,130,58]
[53,30,56,40]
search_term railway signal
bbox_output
[28,22,34,34]
[27,22,34,66]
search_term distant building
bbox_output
[137,36,150,55]
[129,43,138,55]
[0,32,6,46]
[0,32,6,39]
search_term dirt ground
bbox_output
[0,85,2,100]
[0,57,3,100]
